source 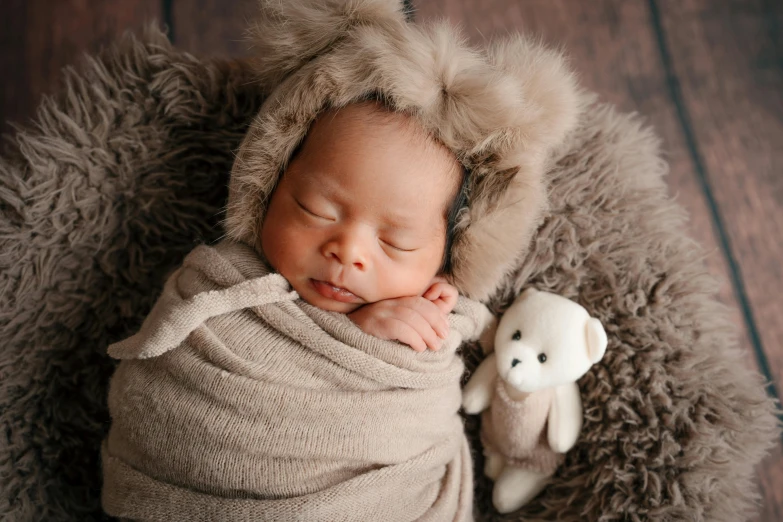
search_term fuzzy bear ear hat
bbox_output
[225,0,582,302]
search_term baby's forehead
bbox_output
[301,103,461,176]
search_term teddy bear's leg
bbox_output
[483,448,504,480]
[492,466,550,514]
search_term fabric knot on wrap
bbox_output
[108,248,297,360]
[102,241,492,522]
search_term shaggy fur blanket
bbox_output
[103,240,488,521]
[0,28,779,521]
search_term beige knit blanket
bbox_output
[101,241,492,522]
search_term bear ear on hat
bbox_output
[486,35,582,157]
[247,0,408,93]
[447,37,583,301]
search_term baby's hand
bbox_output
[348,279,459,352]
[422,277,459,315]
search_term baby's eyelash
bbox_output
[380,239,416,252]
[296,200,329,220]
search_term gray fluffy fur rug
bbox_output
[0,27,779,522]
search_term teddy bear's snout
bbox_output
[511,358,522,368]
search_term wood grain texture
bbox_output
[0,0,160,134]
[173,0,256,57]
[656,0,783,400]
[414,1,781,520]
[655,0,783,518]
[0,0,29,133]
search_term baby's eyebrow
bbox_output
[383,205,441,231]
[382,212,414,230]
[383,214,446,239]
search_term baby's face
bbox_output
[261,103,460,313]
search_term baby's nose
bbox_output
[323,236,368,270]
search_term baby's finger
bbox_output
[437,284,459,313]
[386,318,427,352]
[422,285,441,301]
[423,283,458,315]
[393,306,443,351]
[399,297,449,339]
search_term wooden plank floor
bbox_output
[0,0,160,135]
[1,0,780,519]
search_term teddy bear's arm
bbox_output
[547,382,583,453]
[462,353,498,414]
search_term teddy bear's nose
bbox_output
[511,358,521,368]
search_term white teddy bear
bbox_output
[462,288,607,513]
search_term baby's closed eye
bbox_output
[295,198,334,221]
[379,238,418,252]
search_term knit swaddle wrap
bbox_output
[102,241,491,521]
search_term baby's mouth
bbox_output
[310,279,363,304]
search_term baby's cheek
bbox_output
[262,223,301,273]
[282,236,312,273]
[383,263,440,301]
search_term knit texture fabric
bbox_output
[102,240,491,521]
[480,383,562,476]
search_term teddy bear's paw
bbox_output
[461,390,487,415]
[483,451,504,481]
[492,467,549,514]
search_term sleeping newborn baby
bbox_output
[101,1,580,520]
[102,101,490,522]
[262,102,465,352]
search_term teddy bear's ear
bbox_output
[247,0,407,92]
[519,287,538,300]
[585,317,608,364]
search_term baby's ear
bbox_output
[247,0,407,92]
[486,36,583,155]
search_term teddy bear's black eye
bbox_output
[538,353,547,363]
[512,330,521,341]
